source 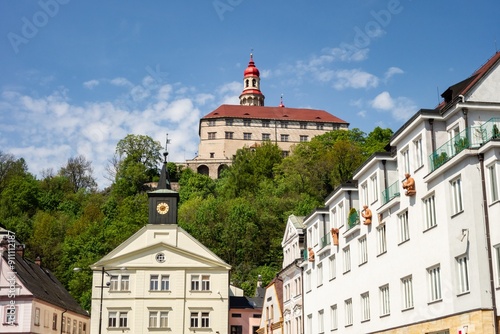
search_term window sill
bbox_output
[376,251,387,258]
[457,291,470,297]
[401,307,414,313]
[423,224,438,233]
[397,239,410,246]
[451,210,464,219]
[189,290,211,293]
[427,298,442,305]
[379,313,390,318]
[148,327,171,331]
[149,290,171,293]
[107,327,130,331]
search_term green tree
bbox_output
[59,155,97,193]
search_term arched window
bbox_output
[246,79,249,87]
[252,79,256,87]
[197,165,209,176]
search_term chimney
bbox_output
[35,256,41,266]
[16,244,25,257]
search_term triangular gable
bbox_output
[258,278,284,329]
[281,215,304,246]
[92,224,230,270]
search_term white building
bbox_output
[300,52,500,333]
[90,163,231,334]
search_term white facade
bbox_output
[90,224,231,334]
[280,215,306,334]
[299,52,500,333]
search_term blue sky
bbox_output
[1,0,499,188]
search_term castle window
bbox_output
[243,119,251,126]
[244,133,252,140]
[208,132,216,140]
[225,119,233,126]
[246,79,249,87]
[225,132,234,139]
[252,78,256,87]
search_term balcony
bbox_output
[429,128,470,171]
[320,232,331,249]
[381,180,401,205]
[347,209,359,229]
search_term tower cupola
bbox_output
[239,53,265,106]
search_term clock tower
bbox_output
[148,146,179,225]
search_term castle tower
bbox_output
[239,53,265,106]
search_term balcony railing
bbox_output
[320,232,331,249]
[429,128,470,171]
[381,180,401,205]
[347,209,359,229]
[479,117,500,143]
[301,248,308,261]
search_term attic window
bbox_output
[244,113,250,115]
[214,112,219,115]
[315,116,321,119]
[283,114,289,117]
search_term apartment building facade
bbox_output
[300,52,500,333]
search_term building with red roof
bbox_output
[186,54,349,178]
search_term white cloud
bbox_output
[333,69,379,90]
[83,79,99,89]
[110,77,133,87]
[371,91,417,121]
[384,67,404,81]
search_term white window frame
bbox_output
[343,246,351,273]
[495,245,500,286]
[488,164,499,202]
[344,299,353,326]
[398,210,410,243]
[379,285,390,316]
[457,256,470,294]
[377,224,387,255]
[401,147,410,174]
[243,132,252,140]
[450,177,464,215]
[339,202,345,228]
[317,263,323,287]
[305,270,312,292]
[360,292,370,322]
[428,265,442,302]
[300,135,308,142]
[262,133,270,141]
[401,276,414,310]
[361,182,368,207]
[370,174,378,203]
[150,275,159,291]
[330,305,338,330]
[423,194,437,230]
[414,137,424,168]
[161,275,170,291]
[318,309,324,334]
[358,236,368,265]
[329,255,336,280]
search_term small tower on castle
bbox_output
[239,53,265,106]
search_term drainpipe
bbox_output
[382,160,388,190]
[60,309,67,334]
[429,119,436,153]
[347,190,352,209]
[462,108,469,131]
[478,153,498,334]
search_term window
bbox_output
[66,317,71,333]
[359,236,368,265]
[5,305,18,325]
[225,132,234,139]
[377,224,387,255]
[225,119,233,126]
[208,119,216,126]
[370,174,378,203]
[262,133,270,141]
[108,312,117,327]
[150,275,159,290]
[401,148,410,174]
[281,134,289,142]
[231,313,242,318]
[161,275,170,291]
[244,133,252,140]
[35,307,40,326]
[281,121,288,128]
[457,256,470,294]
[428,266,442,302]
[401,276,414,309]
[202,275,210,290]
[305,270,312,292]
[243,119,251,126]
[360,292,370,322]
[451,177,463,215]
[231,325,243,334]
[121,275,129,291]
[306,314,312,334]
[208,132,216,140]
[343,246,351,273]
[329,255,336,280]
[414,137,424,168]
[282,151,289,158]
[449,125,460,154]
[423,195,437,230]
[330,305,337,330]
[317,263,323,287]
[495,245,500,286]
[318,310,324,333]
[300,122,307,129]
[344,299,353,326]
[262,120,270,127]
[316,123,324,130]
[78,321,82,334]
[489,164,499,202]
[62,316,66,333]
[380,285,390,316]
[149,311,169,328]
[295,276,302,296]
[210,152,215,158]
[117,312,128,328]
[53,313,58,330]
[201,312,210,327]
[73,320,77,334]
[190,313,199,328]
[109,276,118,291]
[361,182,368,206]
[398,211,409,243]
[300,135,308,142]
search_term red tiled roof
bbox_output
[438,51,500,111]
[202,104,348,124]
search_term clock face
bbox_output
[156,202,169,215]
